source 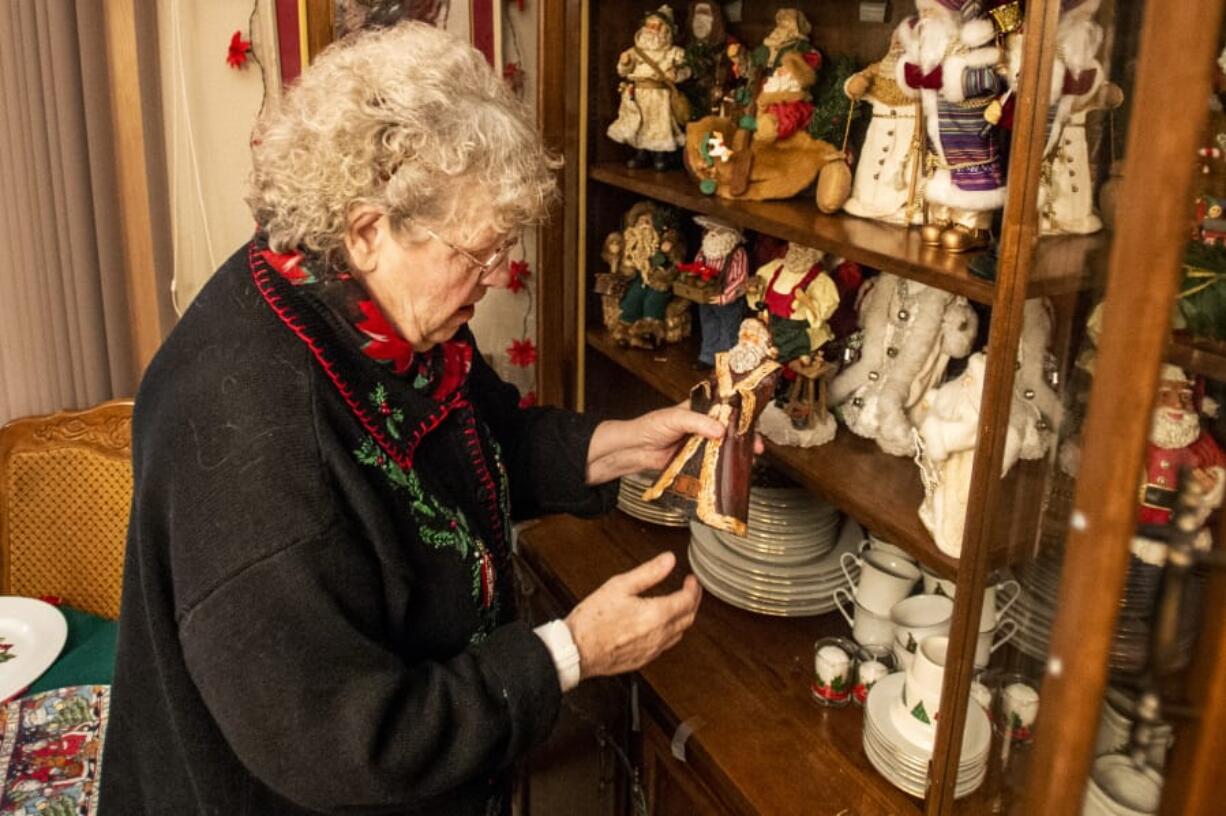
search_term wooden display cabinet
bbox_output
[299,0,1226,812]
[530,0,1226,814]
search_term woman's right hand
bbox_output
[565,551,702,680]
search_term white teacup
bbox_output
[890,594,954,654]
[859,535,916,564]
[892,639,914,671]
[902,635,948,731]
[980,579,1021,632]
[919,564,956,599]
[833,587,895,648]
[841,550,921,616]
[974,619,1017,669]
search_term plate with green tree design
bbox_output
[0,597,67,701]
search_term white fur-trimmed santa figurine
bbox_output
[831,274,979,457]
[1137,365,1226,548]
[914,299,1061,558]
[843,25,927,225]
[896,0,1008,253]
[1038,0,1122,235]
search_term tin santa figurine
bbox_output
[642,318,782,535]
[745,242,841,446]
[674,215,749,369]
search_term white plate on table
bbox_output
[0,596,68,701]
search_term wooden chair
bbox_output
[0,400,134,619]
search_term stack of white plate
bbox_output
[862,673,990,800]
[1002,548,1203,674]
[687,515,860,617]
[617,471,689,527]
[715,483,843,562]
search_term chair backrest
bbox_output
[0,400,134,619]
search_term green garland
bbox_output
[1177,241,1226,341]
[807,54,862,145]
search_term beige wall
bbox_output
[158,0,277,313]
[159,1,540,398]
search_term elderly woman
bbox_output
[100,22,718,816]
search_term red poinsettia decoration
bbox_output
[355,300,415,374]
[507,259,531,293]
[503,61,525,96]
[518,391,537,409]
[227,30,252,69]
[507,337,537,367]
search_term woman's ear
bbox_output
[343,206,385,274]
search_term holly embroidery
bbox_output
[355,434,497,614]
[369,384,406,440]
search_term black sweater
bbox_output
[99,243,614,815]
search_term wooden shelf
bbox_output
[518,512,1000,815]
[589,162,1103,304]
[1169,332,1226,382]
[587,327,961,578]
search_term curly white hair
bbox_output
[248,21,559,260]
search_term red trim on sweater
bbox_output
[249,243,462,470]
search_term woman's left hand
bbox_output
[585,404,765,485]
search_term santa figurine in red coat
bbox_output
[1137,365,1226,550]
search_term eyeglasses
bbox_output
[417,224,520,280]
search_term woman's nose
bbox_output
[481,259,513,289]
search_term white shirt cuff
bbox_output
[534,618,581,693]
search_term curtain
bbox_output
[0,1,148,425]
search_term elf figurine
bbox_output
[746,242,840,443]
[896,0,1008,253]
[843,25,927,225]
[675,215,749,370]
[608,6,692,171]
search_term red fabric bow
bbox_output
[904,63,943,91]
[1062,68,1098,97]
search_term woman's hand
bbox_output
[585,404,767,485]
[566,551,702,679]
[585,405,723,485]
